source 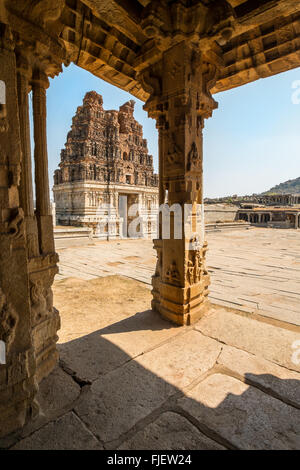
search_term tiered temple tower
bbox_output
[53,91,158,238]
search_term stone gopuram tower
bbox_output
[53,91,158,238]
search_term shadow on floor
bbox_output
[2,307,300,450]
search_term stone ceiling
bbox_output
[5,1,300,100]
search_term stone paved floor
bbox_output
[2,227,300,450]
[56,227,300,327]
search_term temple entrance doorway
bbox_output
[119,193,140,238]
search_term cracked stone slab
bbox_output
[136,330,222,388]
[56,276,182,382]
[75,330,221,443]
[11,412,102,450]
[58,309,182,383]
[179,373,300,450]
[195,308,300,372]
[218,345,300,408]
[119,411,226,450]
[37,365,81,417]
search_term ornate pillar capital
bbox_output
[15,49,32,78]
[140,42,219,125]
[0,24,15,52]
[31,68,49,90]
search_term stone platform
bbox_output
[1,228,299,450]
[54,227,94,249]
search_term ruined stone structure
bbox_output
[206,193,300,206]
[260,194,300,205]
[238,206,300,229]
[2,0,300,438]
[53,91,158,238]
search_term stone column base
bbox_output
[152,275,210,326]
[0,349,37,438]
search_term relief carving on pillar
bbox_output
[30,279,48,326]
[155,253,162,277]
[186,251,202,285]
[166,132,182,166]
[187,142,200,172]
[190,234,201,251]
[29,252,59,325]
[1,207,24,240]
[0,24,14,51]
[8,162,21,187]
[165,261,180,286]
[30,278,56,326]
[0,287,18,353]
[0,104,8,133]
[186,235,209,286]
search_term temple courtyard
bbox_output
[2,227,299,450]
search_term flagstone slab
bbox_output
[179,373,300,450]
[75,330,221,443]
[55,276,181,382]
[37,365,81,416]
[12,412,102,450]
[119,412,225,450]
[218,345,300,408]
[75,359,176,443]
[135,330,222,388]
[195,308,300,372]
[58,309,182,383]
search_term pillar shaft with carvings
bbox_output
[32,69,54,254]
[17,63,33,217]
[144,41,218,325]
[16,53,40,259]
[32,70,50,217]
[0,26,37,438]
[29,69,59,383]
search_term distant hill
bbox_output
[263,177,300,195]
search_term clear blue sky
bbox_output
[35,63,300,199]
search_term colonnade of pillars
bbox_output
[240,213,272,223]
[17,54,59,383]
[0,33,217,436]
[239,212,300,228]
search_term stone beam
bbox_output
[58,0,300,100]
[213,10,300,93]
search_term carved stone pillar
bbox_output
[16,54,39,259]
[0,26,37,438]
[29,68,59,384]
[144,41,218,325]
[32,69,54,254]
